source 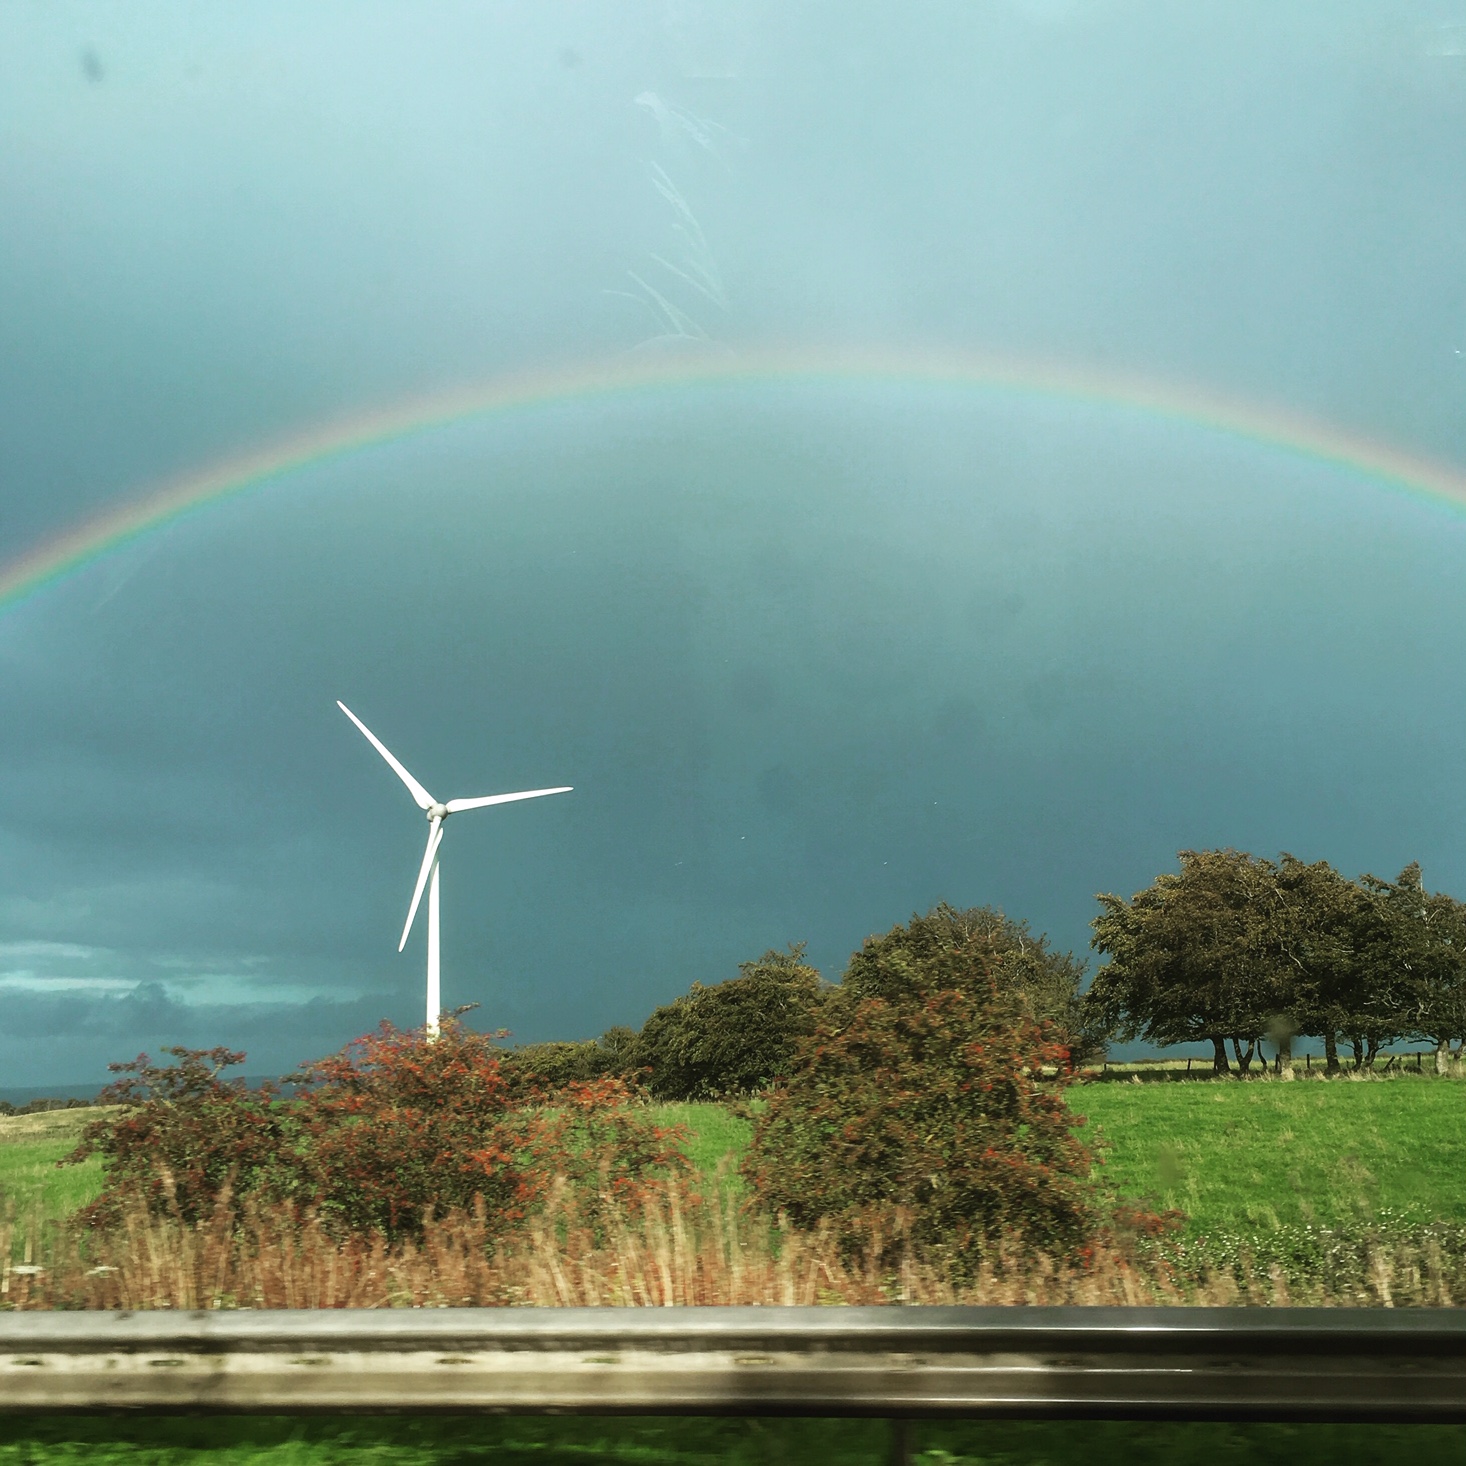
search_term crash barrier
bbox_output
[2,1306,1466,1420]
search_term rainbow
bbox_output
[5,345,1466,613]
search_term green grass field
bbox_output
[1070,1074,1466,1234]
[653,1101,754,1192]
[646,1077,1466,1239]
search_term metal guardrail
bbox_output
[3,1307,1466,1419]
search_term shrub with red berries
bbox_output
[66,1020,688,1243]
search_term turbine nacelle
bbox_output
[427,803,449,821]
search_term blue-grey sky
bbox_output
[4,1,1466,1088]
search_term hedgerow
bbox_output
[64,1020,689,1243]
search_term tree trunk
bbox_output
[1231,1038,1255,1074]
[1211,1036,1230,1075]
[1324,1031,1340,1074]
[1349,1036,1365,1070]
[1365,1037,1380,1070]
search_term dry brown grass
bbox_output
[1,1172,1459,1311]
[0,1106,111,1146]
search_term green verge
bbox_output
[1,1416,1466,1466]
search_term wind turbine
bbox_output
[337,701,571,1038]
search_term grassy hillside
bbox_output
[0,1109,103,1230]
[653,1101,754,1191]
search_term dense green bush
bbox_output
[635,944,828,1099]
[284,1021,546,1237]
[501,1026,640,1094]
[844,903,1104,1064]
[744,916,1104,1268]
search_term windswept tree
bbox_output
[1271,853,1367,1074]
[1359,863,1466,1072]
[1088,849,1305,1073]
[635,944,828,1100]
[1277,860,1407,1071]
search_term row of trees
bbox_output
[507,906,1105,1100]
[1089,850,1466,1074]
[513,850,1466,1092]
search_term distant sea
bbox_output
[0,1082,103,1106]
[0,1074,293,1106]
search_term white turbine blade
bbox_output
[399,820,444,952]
[337,701,435,810]
[444,786,572,814]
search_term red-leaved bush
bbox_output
[66,1021,689,1243]
[285,1021,540,1237]
[65,1046,293,1228]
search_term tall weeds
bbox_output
[3,1177,1463,1310]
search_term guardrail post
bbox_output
[888,1417,914,1466]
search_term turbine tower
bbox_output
[337,701,571,1038]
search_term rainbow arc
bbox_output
[5,347,1465,613]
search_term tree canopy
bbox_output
[843,903,1102,1063]
[1087,850,1466,1072]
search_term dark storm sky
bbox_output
[3,1,1466,1088]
